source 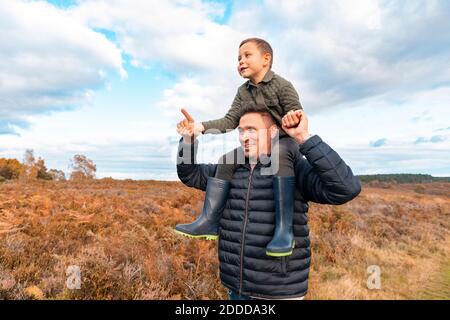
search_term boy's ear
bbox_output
[263,53,272,67]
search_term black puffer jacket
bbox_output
[177,135,361,299]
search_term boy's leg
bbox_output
[215,147,244,181]
[174,147,242,240]
[261,135,299,177]
[265,136,300,256]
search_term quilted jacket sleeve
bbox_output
[176,138,217,191]
[295,135,361,204]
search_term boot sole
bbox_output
[266,241,295,257]
[173,229,218,241]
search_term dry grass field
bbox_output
[0,179,448,300]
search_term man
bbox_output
[176,103,361,300]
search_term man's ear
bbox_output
[270,124,279,140]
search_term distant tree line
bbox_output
[357,174,450,184]
[0,149,96,183]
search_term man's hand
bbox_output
[281,110,310,144]
[176,108,205,144]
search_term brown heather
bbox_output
[0,179,449,300]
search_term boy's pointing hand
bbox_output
[177,108,205,143]
[181,108,194,122]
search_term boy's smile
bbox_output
[238,41,271,84]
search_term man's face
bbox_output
[238,112,275,159]
[237,42,270,80]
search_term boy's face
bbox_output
[237,41,271,81]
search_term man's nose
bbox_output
[239,133,248,144]
[241,130,249,140]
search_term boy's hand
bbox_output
[282,110,301,128]
[282,110,310,144]
[177,108,204,143]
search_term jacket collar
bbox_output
[237,154,272,170]
[246,70,274,89]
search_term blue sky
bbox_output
[0,0,449,180]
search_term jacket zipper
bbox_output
[239,165,255,296]
[281,256,287,275]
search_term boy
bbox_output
[175,38,304,257]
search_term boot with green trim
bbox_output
[175,177,230,240]
[266,176,296,256]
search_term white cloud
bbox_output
[156,76,242,120]
[152,0,450,130]
[0,0,125,131]
[67,0,252,121]
[338,144,450,177]
[225,0,450,112]
[71,0,243,73]
[307,86,450,176]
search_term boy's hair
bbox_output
[239,38,273,69]
[241,103,275,126]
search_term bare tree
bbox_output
[22,149,37,178]
[21,150,53,180]
[70,155,96,180]
[23,149,35,167]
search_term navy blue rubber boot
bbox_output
[175,177,230,240]
[266,176,296,256]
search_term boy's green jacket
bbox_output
[202,70,303,135]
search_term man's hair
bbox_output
[239,38,273,69]
[240,103,275,126]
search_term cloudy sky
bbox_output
[0,0,449,180]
